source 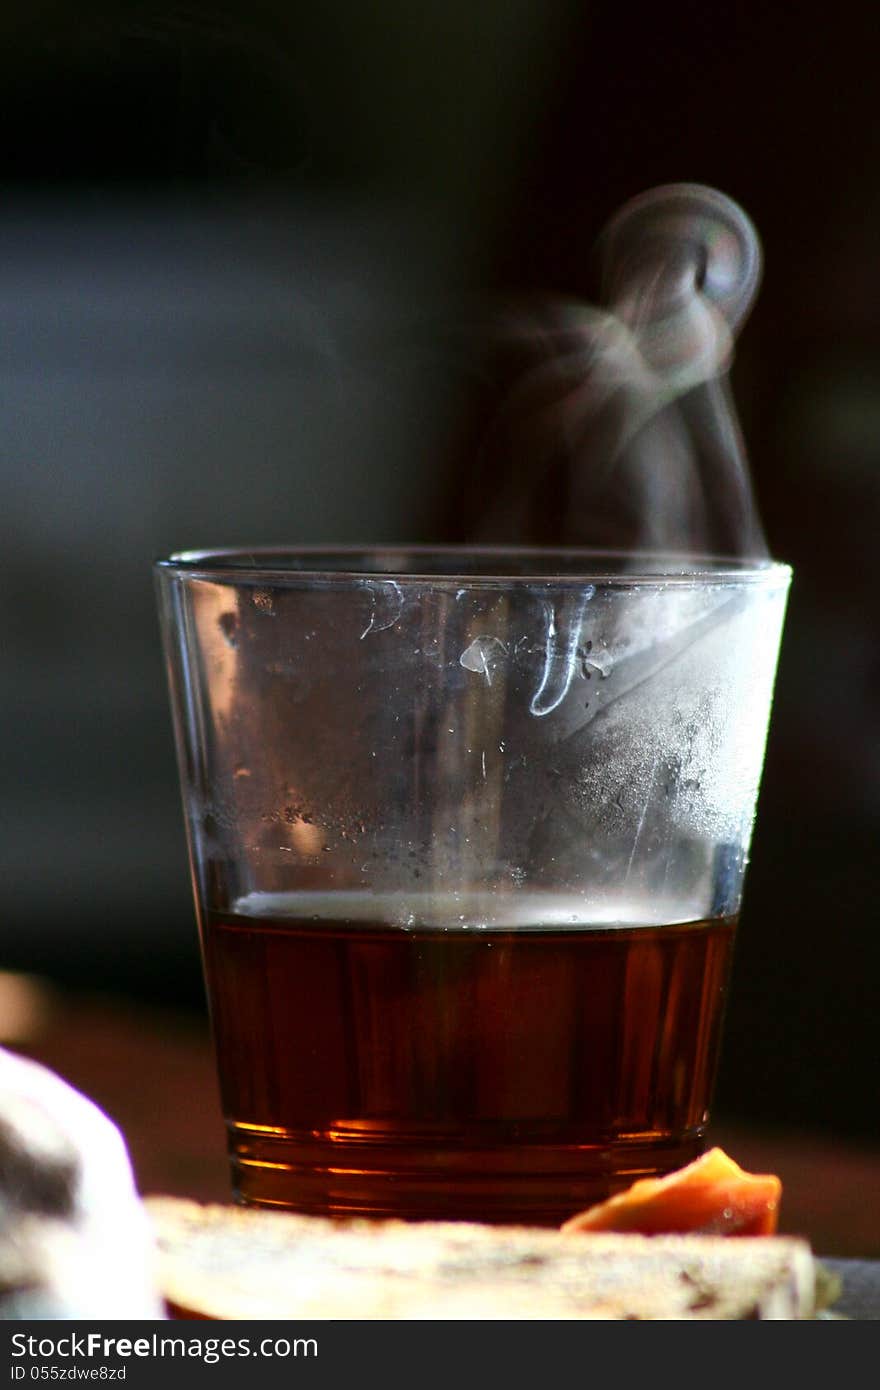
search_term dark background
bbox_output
[1,2,877,1145]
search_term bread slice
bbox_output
[144,1196,829,1320]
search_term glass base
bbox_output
[227,1122,708,1226]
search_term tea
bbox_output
[201,892,736,1225]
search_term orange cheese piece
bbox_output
[562,1148,781,1237]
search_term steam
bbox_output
[470,183,767,560]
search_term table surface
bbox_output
[820,1261,880,1320]
[3,971,879,1317]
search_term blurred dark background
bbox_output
[1,1,877,1147]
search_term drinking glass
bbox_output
[154,546,790,1224]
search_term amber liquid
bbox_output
[202,897,736,1225]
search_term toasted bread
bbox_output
[144,1196,830,1320]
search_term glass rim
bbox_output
[153,544,792,587]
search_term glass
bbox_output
[154,546,791,1225]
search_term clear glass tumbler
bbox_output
[154,546,790,1224]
